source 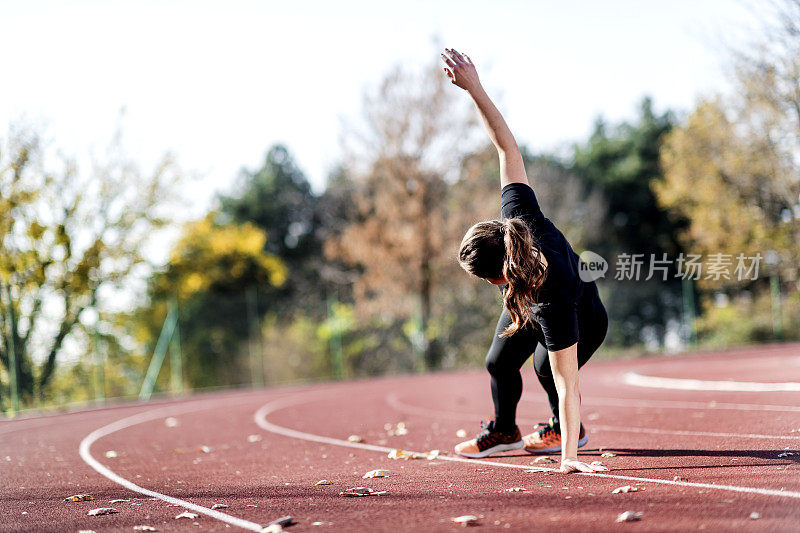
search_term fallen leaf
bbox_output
[260,526,283,533]
[600,452,617,458]
[175,511,199,519]
[315,480,333,486]
[533,456,556,464]
[749,512,761,520]
[363,469,396,479]
[339,487,386,497]
[778,452,795,457]
[616,511,642,522]
[133,526,158,531]
[455,429,468,438]
[198,446,212,453]
[87,508,118,516]
[104,451,118,458]
[524,467,554,473]
[505,487,527,492]
[247,435,262,443]
[612,486,640,494]
[426,449,441,460]
[109,499,129,503]
[211,504,228,509]
[266,516,294,527]
[387,449,421,460]
[64,494,93,502]
[347,435,364,443]
[164,417,179,427]
[452,515,478,526]
[673,476,684,482]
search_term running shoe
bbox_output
[522,417,588,454]
[454,420,523,458]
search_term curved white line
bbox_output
[78,398,266,532]
[387,394,800,441]
[623,372,800,392]
[529,396,800,413]
[253,393,800,500]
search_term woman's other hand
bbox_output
[560,458,609,474]
[441,48,481,92]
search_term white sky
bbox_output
[1,0,757,214]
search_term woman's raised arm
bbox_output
[441,48,529,188]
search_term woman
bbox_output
[441,48,609,474]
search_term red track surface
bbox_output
[2,343,800,532]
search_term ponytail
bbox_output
[500,218,546,337]
[458,218,547,338]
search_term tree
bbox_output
[218,145,324,315]
[325,59,477,369]
[571,98,685,346]
[148,215,287,388]
[0,124,182,404]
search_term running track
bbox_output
[2,343,799,532]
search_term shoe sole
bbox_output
[455,440,524,458]
[524,433,589,455]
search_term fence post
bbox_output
[681,277,696,347]
[246,286,263,387]
[169,297,183,394]
[326,292,344,379]
[139,304,178,400]
[4,282,20,415]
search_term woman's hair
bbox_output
[458,218,547,337]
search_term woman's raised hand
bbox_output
[560,458,610,474]
[441,48,481,92]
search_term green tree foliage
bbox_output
[0,125,182,406]
[571,98,684,346]
[219,145,325,315]
[148,215,287,388]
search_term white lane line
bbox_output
[253,394,800,500]
[79,397,269,532]
[387,394,800,441]
[623,372,800,392]
[533,396,800,413]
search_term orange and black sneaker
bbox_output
[523,417,588,454]
[454,420,523,458]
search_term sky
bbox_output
[1,0,758,216]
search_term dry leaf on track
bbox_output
[363,469,396,479]
[339,487,386,497]
[533,456,556,463]
[315,480,334,485]
[452,515,479,526]
[612,486,640,494]
[347,435,364,443]
[198,446,212,453]
[64,494,93,502]
[247,435,262,443]
[164,417,179,427]
[104,451,118,458]
[87,508,118,516]
[600,452,617,457]
[387,449,421,460]
[132,526,157,531]
[455,429,468,438]
[616,511,642,522]
[211,504,228,509]
[175,511,199,519]
[749,512,761,519]
[505,487,527,492]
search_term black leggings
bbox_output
[485,293,608,432]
